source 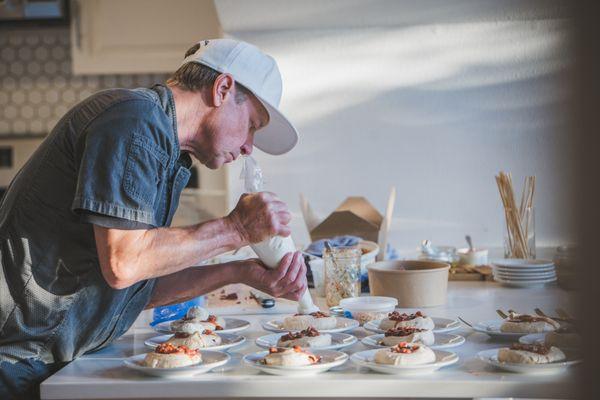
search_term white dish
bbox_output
[243,349,348,376]
[471,319,555,338]
[123,350,230,378]
[144,333,246,352]
[493,266,555,273]
[477,348,581,374]
[255,332,357,351]
[491,259,554,269]
[261,317,359,333]
[518,333,545,346]
[363,317,460,334]
[351,348,458,375]
[361,333,465,350]
[494,277,557,288]
[153,318,250,335]
[494,273,557,281]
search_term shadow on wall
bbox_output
[230,14,576,248]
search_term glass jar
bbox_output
[323,246,361,307]
[503,206,535,259]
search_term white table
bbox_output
[41,282,579,399]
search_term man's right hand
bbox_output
[226,192,292,245]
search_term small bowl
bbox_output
[339,296,398,325]
[457,248,488,266]
[367,260,450,307]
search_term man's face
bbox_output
[189,85,269,169]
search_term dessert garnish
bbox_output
[280,327,320,341]
[389,342,419,354]
[509,343,551,355]
[155,343,198,356]
[384,327,427,337]
[507,313,556,325]
[388,311,424,322]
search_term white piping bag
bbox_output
[241,156,319,314]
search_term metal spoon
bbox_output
[465,235,474,252]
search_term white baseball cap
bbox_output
[180,39,298,155]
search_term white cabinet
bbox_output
[70,0,222,75]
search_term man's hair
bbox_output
[167,43,250,104]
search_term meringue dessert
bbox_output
[166,330,222,349]
[170,307,225,333]
[261,346,321,366]
[143,343,202,368]
[374,342,436,366]
[499,312,560,333]
[283,311,337,331]
[544,325,582,348]
[497,343,566,364]
[379,327,435,346]
[379,311,435,331]
[277,327,332,348]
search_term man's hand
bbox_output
[237,251,307,301]
[226,192,292,245]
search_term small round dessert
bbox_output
[143,343,202,368]
[374,342,436,366]
[277,327,332,348]
[283,311,337,331]
[497,343,566,364]
[500,313,560,333]
[171,314,226,334]
[261,346,321,366]
[379,311,435,331]
[166,330,222,349]
[379,327,435,346]
[544,325,582,348]
[186,306,209,320]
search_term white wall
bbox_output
[218,1,577,252]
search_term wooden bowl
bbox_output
[367,260,450,307]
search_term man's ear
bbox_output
[212,73,235,107]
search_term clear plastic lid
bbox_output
[339,296,398,312]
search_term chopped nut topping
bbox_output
[281,327,321,342]
[389,342,419,354]
[509,343,551,355]
[384,327,427,337]
[388,311,424,322]
[155,343,198,356]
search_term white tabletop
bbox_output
[41,281,579,400]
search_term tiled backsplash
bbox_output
[0,27,169,135]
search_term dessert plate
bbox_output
[261,317,359,334]
[361,333,465,350]
[153,318,250,335]
[350,349,458,375]
[471,319,555,339]
[123,350,230,378]
[477,348,581,374]
[363,317,460,334]
[144,333,246,352]
[255,332,357,351]
[243,349,348,376]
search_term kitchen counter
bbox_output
[41,282,579,400]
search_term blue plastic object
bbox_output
[151,296,206,326]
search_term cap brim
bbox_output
[252,98,298,155]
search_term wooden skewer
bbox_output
[496,309,509,319]
[458,317,473,328]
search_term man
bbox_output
[0,38,306,399]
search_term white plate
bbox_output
[361,333,465,350]
[494,273,557,281]
[243,349,348,376]
[493,266,555,274]
[494,277,557,288]
[123,350,230,378]
[261,317,359,333]
[255,332,357,351]
[153,318,251,335]
[491,259,554,269]
[363,317,461,334]
[477,348,581,374]
[351,349,458,375]
[519,333,546,346]
[471,319,555,339]
[144,333,246,352]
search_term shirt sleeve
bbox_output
[71,99,172,228]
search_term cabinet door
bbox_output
[71,0,222,75]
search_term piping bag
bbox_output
[241,156,319,314]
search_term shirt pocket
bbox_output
[123,134,169,208]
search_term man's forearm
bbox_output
[145,261,242,309]
[94,217,246,288]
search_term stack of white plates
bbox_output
[492,259,557,287]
